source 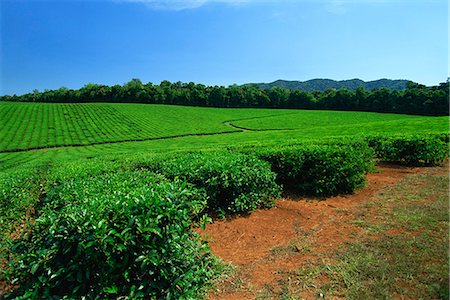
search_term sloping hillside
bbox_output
[251,78,410,91]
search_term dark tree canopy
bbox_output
[1,80,448,116]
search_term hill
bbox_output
[250,78,410,92]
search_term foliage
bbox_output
[252,78,409,92]
[253,142,374,196]
[5,170,216,299]
[1,79,448,116]
[0,99,448,299]
[46,158,122,186]
[366,134,449,165]
[0,163,47,242]
[1,101,448,155]
[147,151,282,215]
[0,102,272,152]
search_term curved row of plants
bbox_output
[1,134,448,298]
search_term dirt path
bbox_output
[201,163,447,299]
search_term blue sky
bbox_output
[1,0,447,95]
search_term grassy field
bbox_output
[293,172,449,299]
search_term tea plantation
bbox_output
[0,102,448,299]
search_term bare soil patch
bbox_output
[201,163,448,299]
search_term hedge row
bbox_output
[5,170,216,299]
[250,141,375,197]
[4,135,447,298]
[366,134,449,165]
[0,165,47,242]
[147,152,282,215]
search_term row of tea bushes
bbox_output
[366,134,449,165]
[0,164,48,242]
[3,135,447,298]
[5,170,217,299]
[147,152,282,215]
[249,141,375,197]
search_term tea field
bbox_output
[0,102,448,299]
[0,102,285,152]
[0,102,447,171]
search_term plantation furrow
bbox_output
[86,105,124,139]
[1,104,28,151]
[59,106,72,145]
[68,104,89,143]
[0,129,242,154]
[224,121,296,132]
[0,104,15,124]
[27,103,43,149]
[55,105,69,146]
[95,105,142,139]
[120,112,155,138]
[0,105,20,149]
[223,112,300,132]
[72,105,91,143]
[0,102,448,159]
[0,151,44,169]
[23,106,40,148]
[45,106,58,147]
[0,104,17,146]
[20,106,37,148]
[15,103,37,150]
[52,104,64,146]
[71,104,101,143]
[83,104,119,140]
[116,106,171,138]
[66,105,82,144]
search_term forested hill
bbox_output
[250,79,409,92]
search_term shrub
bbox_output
[5,170,216,299]
[0,164,47,241]
[46,158,122,186]
[366,134,449,165]
[148,151,282,215]
[254,142,374,196]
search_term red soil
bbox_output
[201,163,446,299]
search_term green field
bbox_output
[0,102,448,171]
[0,102,289,152]
[0,102,448,299]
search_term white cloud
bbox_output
[115,0,253,11]
[325,0,348,14]
[114,0,428,11]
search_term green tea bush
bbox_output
[0,165,47,241]
[428,132,450,143]
[366,134,448,165]
[254,142,374,196]
[46,158,122,186]
[5,170,216,299]
[148,151,282,215]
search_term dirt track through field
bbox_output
[200,163,448,299]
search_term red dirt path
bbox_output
[200,163,445,299]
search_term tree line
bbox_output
[1,79,448,116]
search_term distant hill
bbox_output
[249,78,410,92]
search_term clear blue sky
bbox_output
[1,0,448,95]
